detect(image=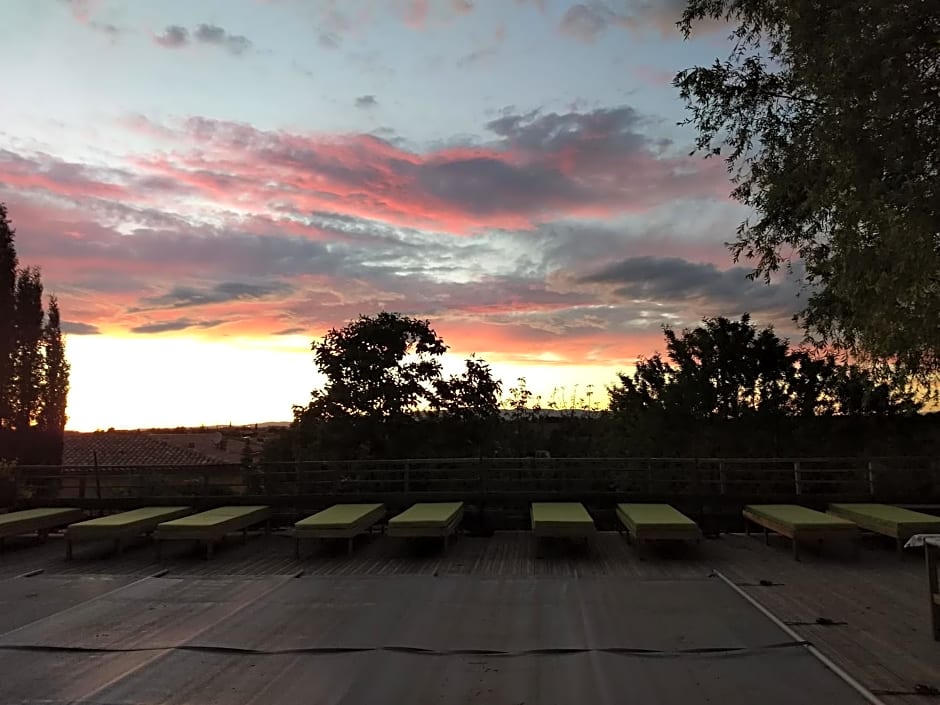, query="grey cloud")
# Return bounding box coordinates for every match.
[154,25,188,48]
[130,318,225,334]
[417,157,578,214]
[273,327,305,336]
[193,23,253,55]
[318,32,341,49]
[355,94,378,109]
[456,46,498,68]
[581,256,804,318]
[558,0,724,42]
[135,281,294,311]
[485,106,649,154]
[559,2,624,42]
[154,24,252,55]
[61,321,101,335]
[90,21,121,39]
